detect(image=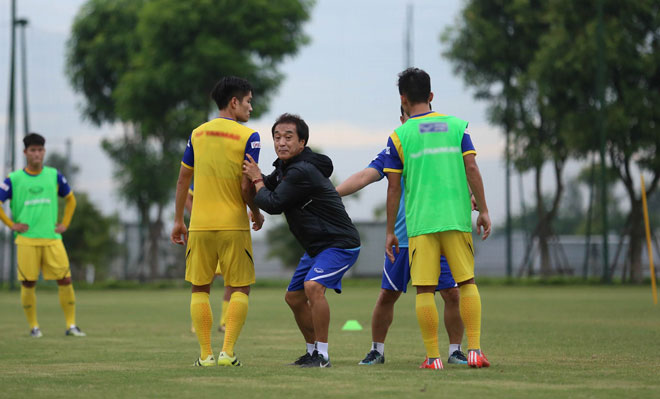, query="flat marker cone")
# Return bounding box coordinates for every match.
[342,320,363,331]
